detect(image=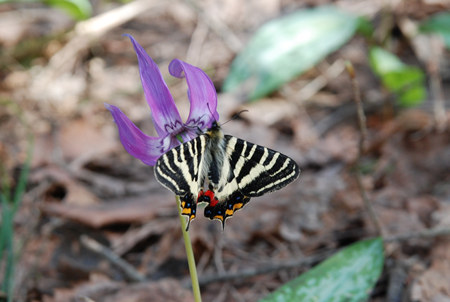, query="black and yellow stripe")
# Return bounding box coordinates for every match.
[154,121,300,230]
[222,136,299,197]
